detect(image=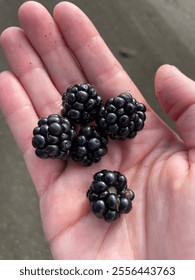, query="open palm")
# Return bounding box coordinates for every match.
[1,1,195,260]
